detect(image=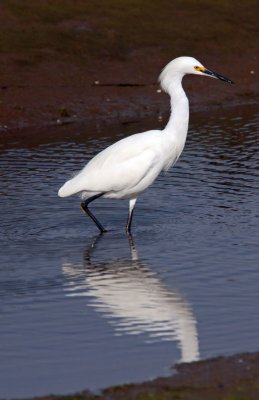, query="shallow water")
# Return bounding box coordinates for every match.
[0,106,258,399]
